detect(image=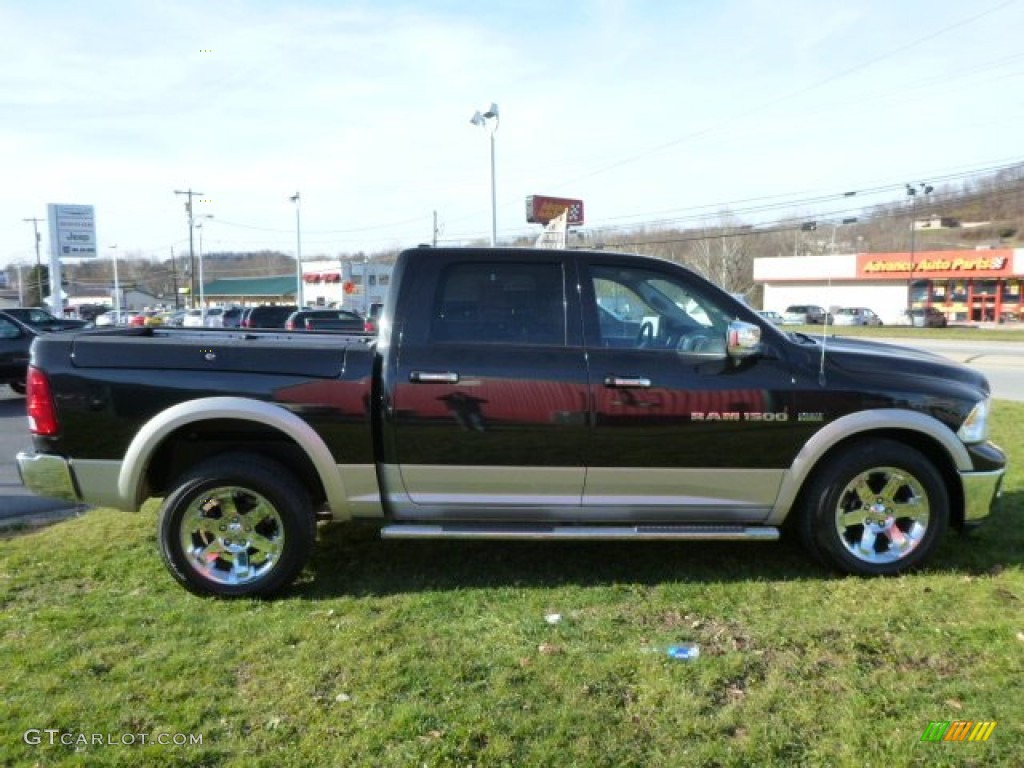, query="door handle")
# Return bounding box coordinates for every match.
[410,371,460,384]
[604,375,651,389]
